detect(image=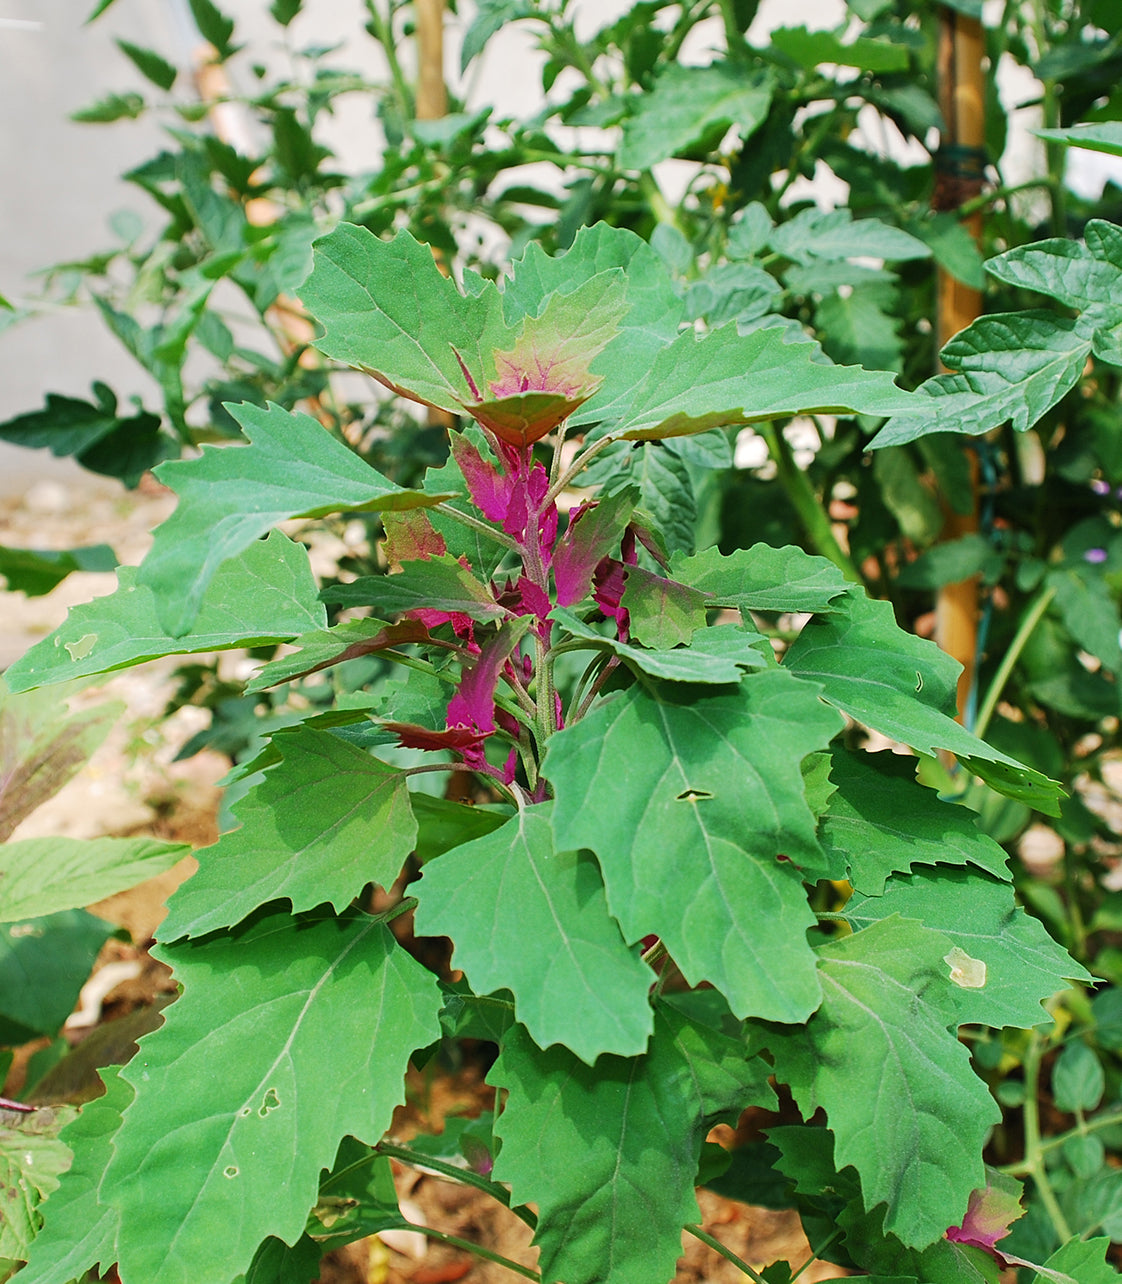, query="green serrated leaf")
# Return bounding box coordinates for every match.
[582,441,697,555]
[17,1072,127,1284]
[770,207,929,263]
[619,62,775,171]
[670,543,854,614]
[0,837,188,923]
[1031,1236,1119,1282]
[320,554,503,621]
[138,402,446,636]
[870,314,1091,448]
[768,916,1000,1249]
[303,225,512,413]
[103,910,442,1284]
[552,609,766,685]
[116,39,177,91]
[160,727,417,941]
[985,223,1122,311]
[842,869,1091,1028]
[784,591,1063,814]
[547,672,842,1020]
[7,530,324,692]
[821,749,1010,895]
[0,1102,80,1266]
[415,803,653,1063]
[621,566,709,649]
[0,684,121,840]
[490,1003,773,1284]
